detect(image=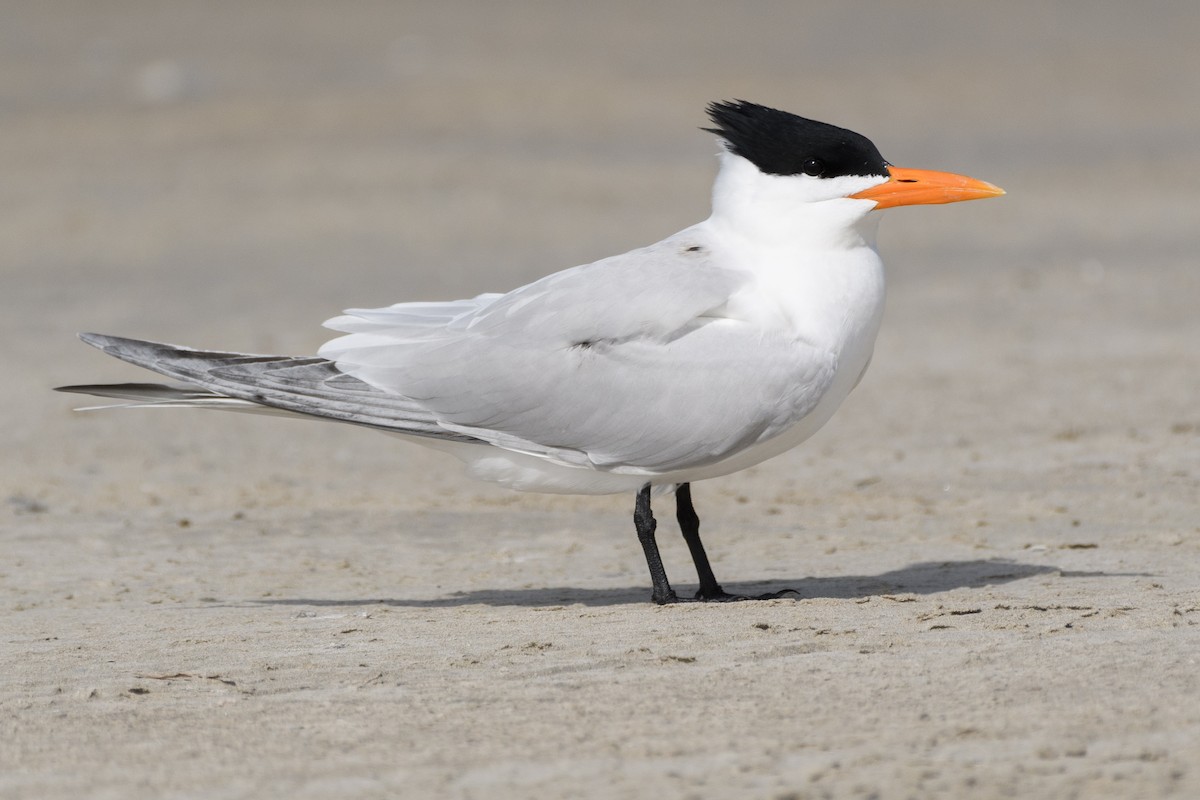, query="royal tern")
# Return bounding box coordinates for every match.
[59,100,1003,604]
